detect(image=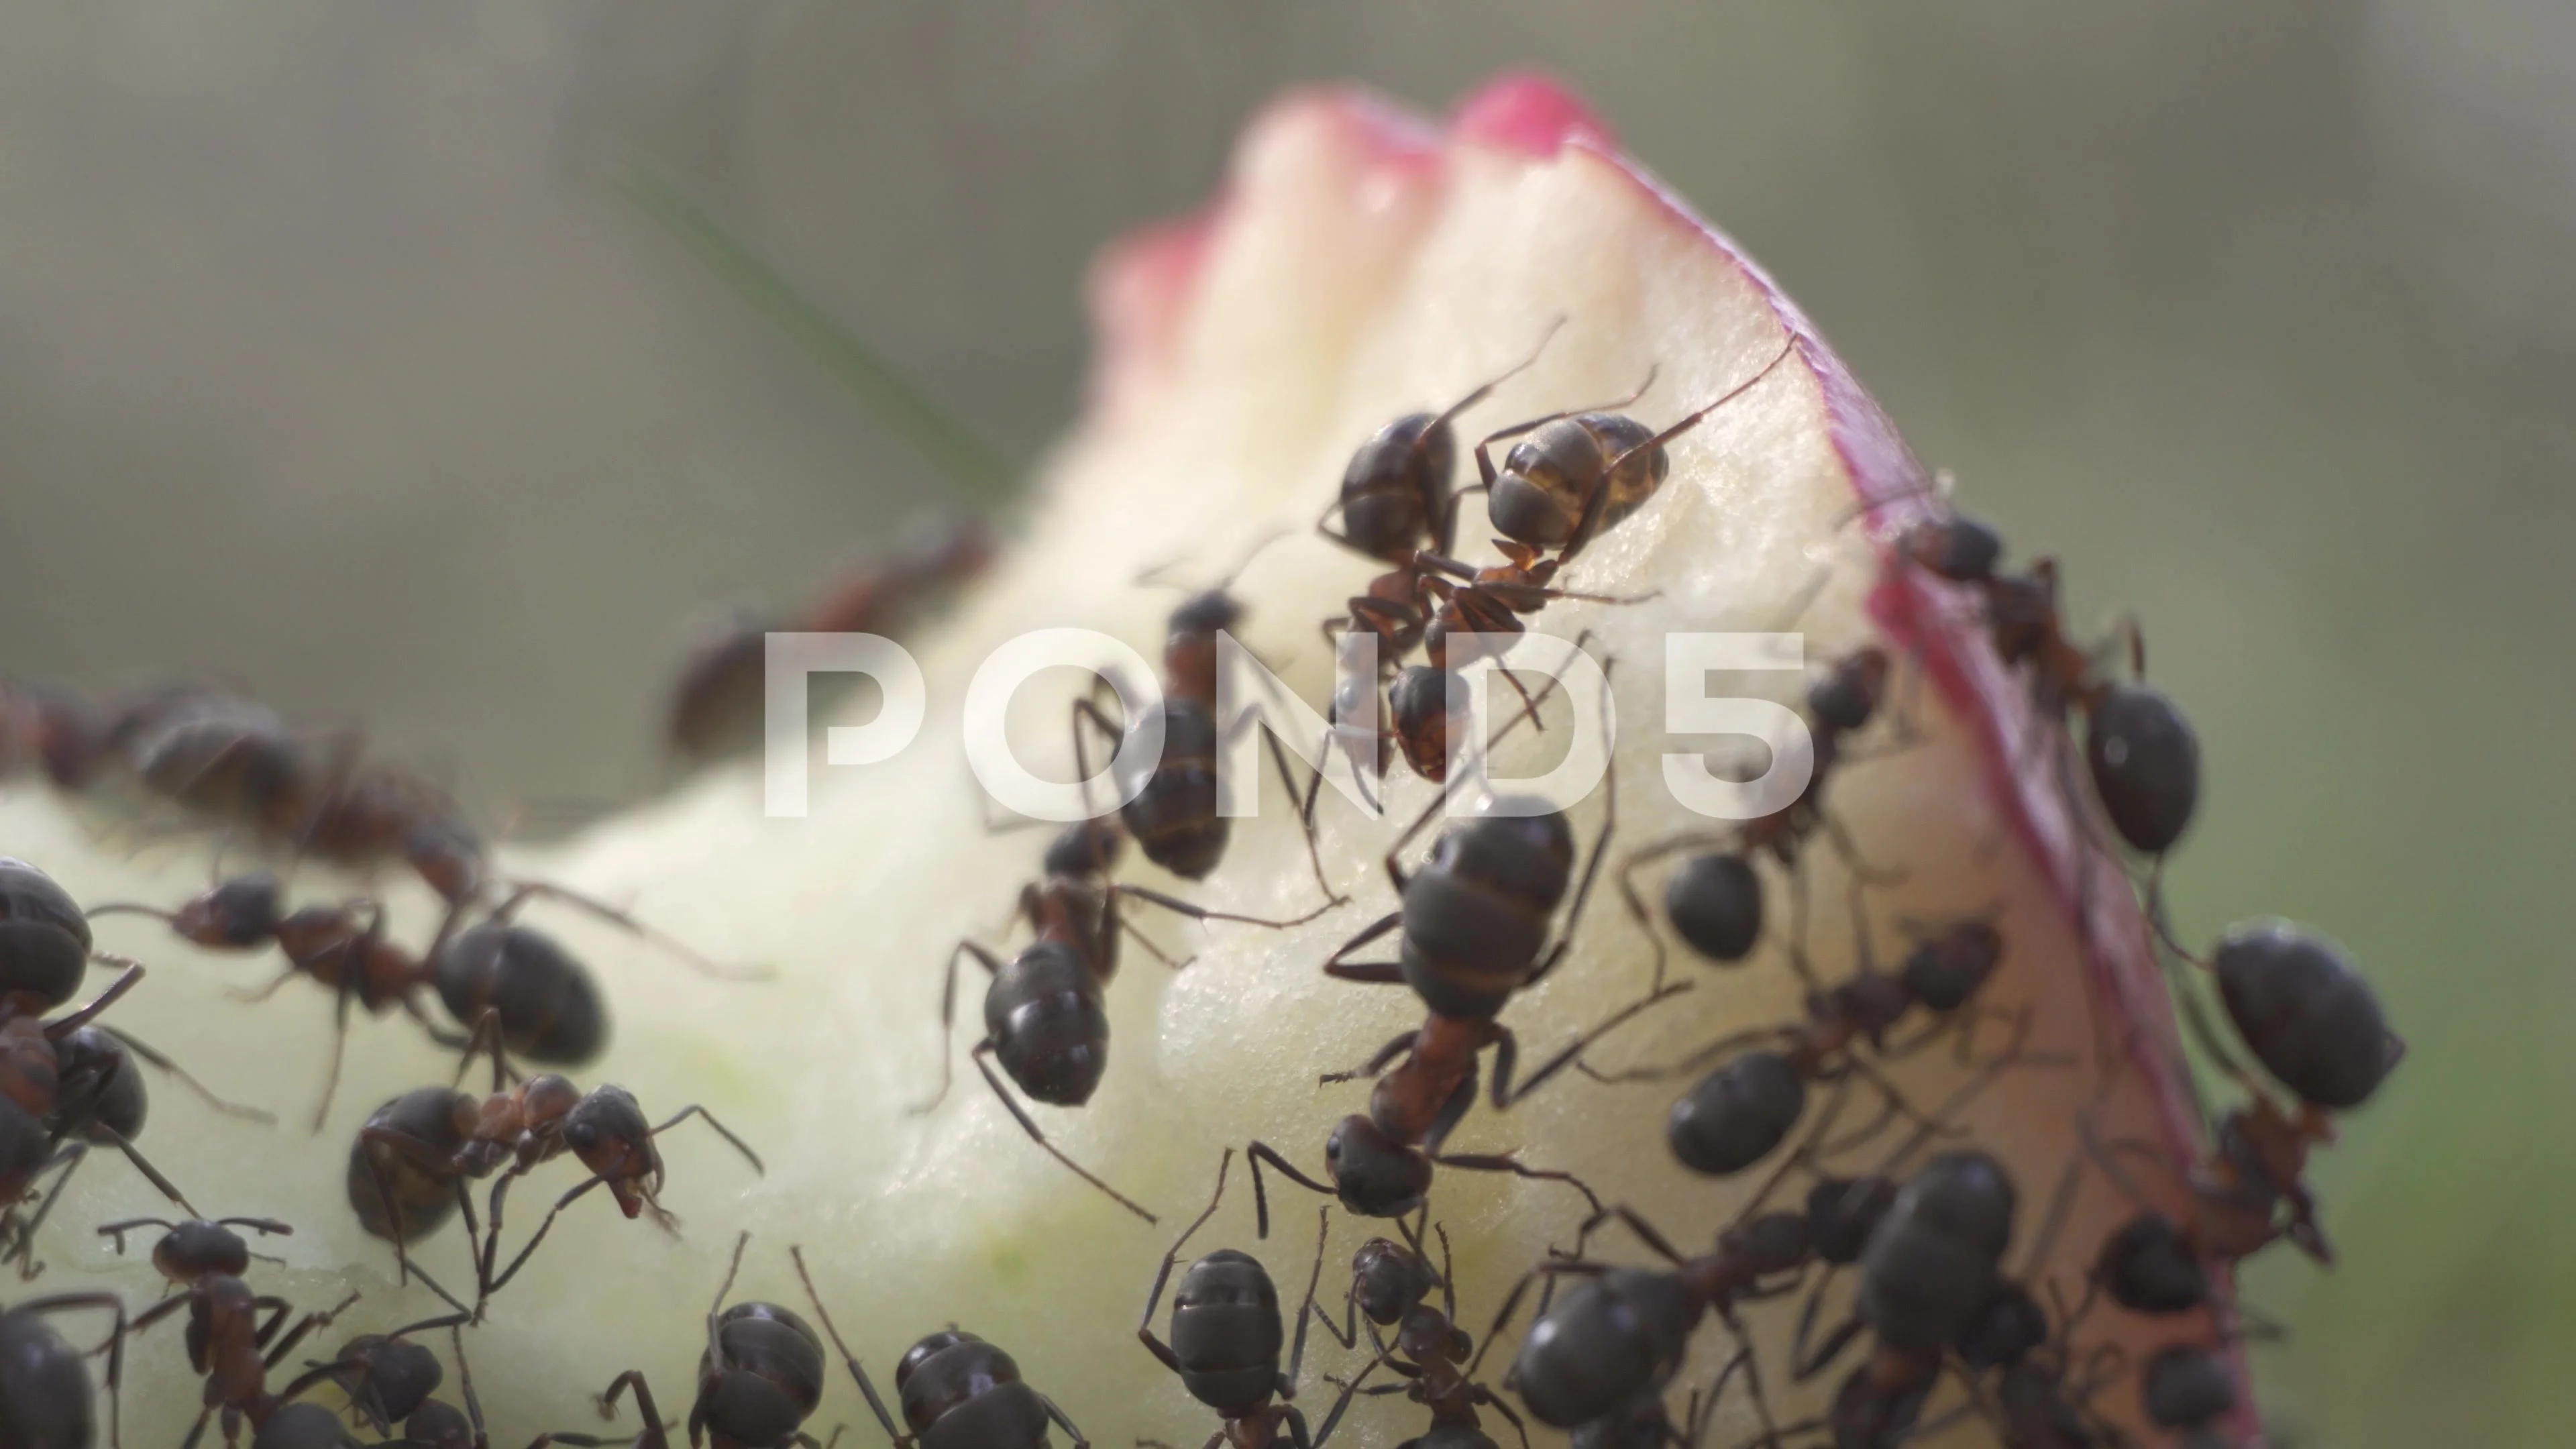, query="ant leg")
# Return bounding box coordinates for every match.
[969,1045,1155,1223]
[311,963,360,1133]
[7,1145,90,1277]
[1318,1030,1419,1087]
[1280,1205,1330,1397]
[98,1126,199,1218]
[1713,1307,1788,1449]
[645,1105,765,1175]
[1433,1152,1603,1220]
[1578,1022,1789,1086]
[1788,1282,1866,1381]
[222,969,301,1005]
[1262,714,1343,907]
[44,961,145,1036]
[1244,1142,1334,1238]
[1318,910,1404,986]
[260,1290,362,1371]
[909,941,1006,1117]
[447,1009,513,1093]
[702,1230,750,1362]
[483,881,768,983]
[1116,916,1185,971]
[1470,1256,1605,1384]
[1494,981,1694,1108]
[790,1246,908,1448]
[1307,1360,1377,1448]
[1034,1394,1089,1449]
[21,1293,127,1449]
[1139,1151,1232,1371]
[1819,810,1907,889]
[1613,833,1739,994]
[1524,670,1618,990]
[481,1175,609,1297]
[93,1027,272,1124]
[1114,883,1340,933]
